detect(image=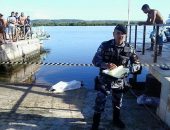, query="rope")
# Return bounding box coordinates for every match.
[0,61,170,68]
